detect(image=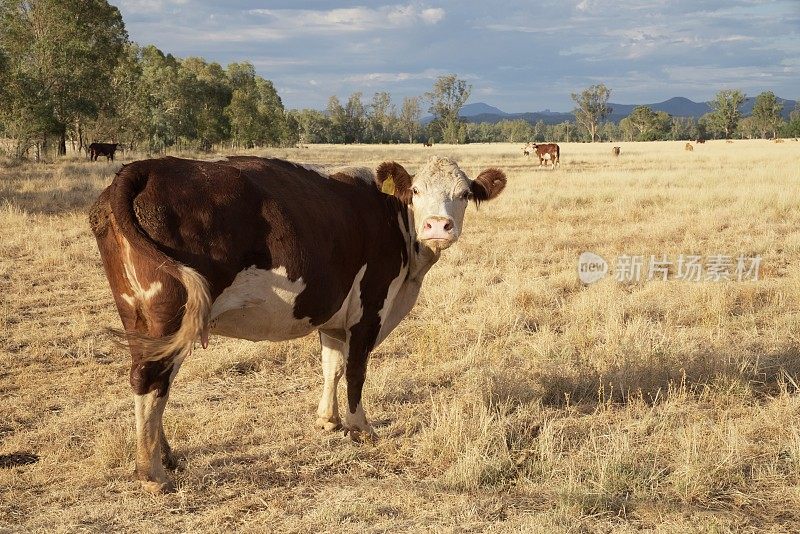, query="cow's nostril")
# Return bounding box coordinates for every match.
[424,222,432,230]
[444,221,453,231]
